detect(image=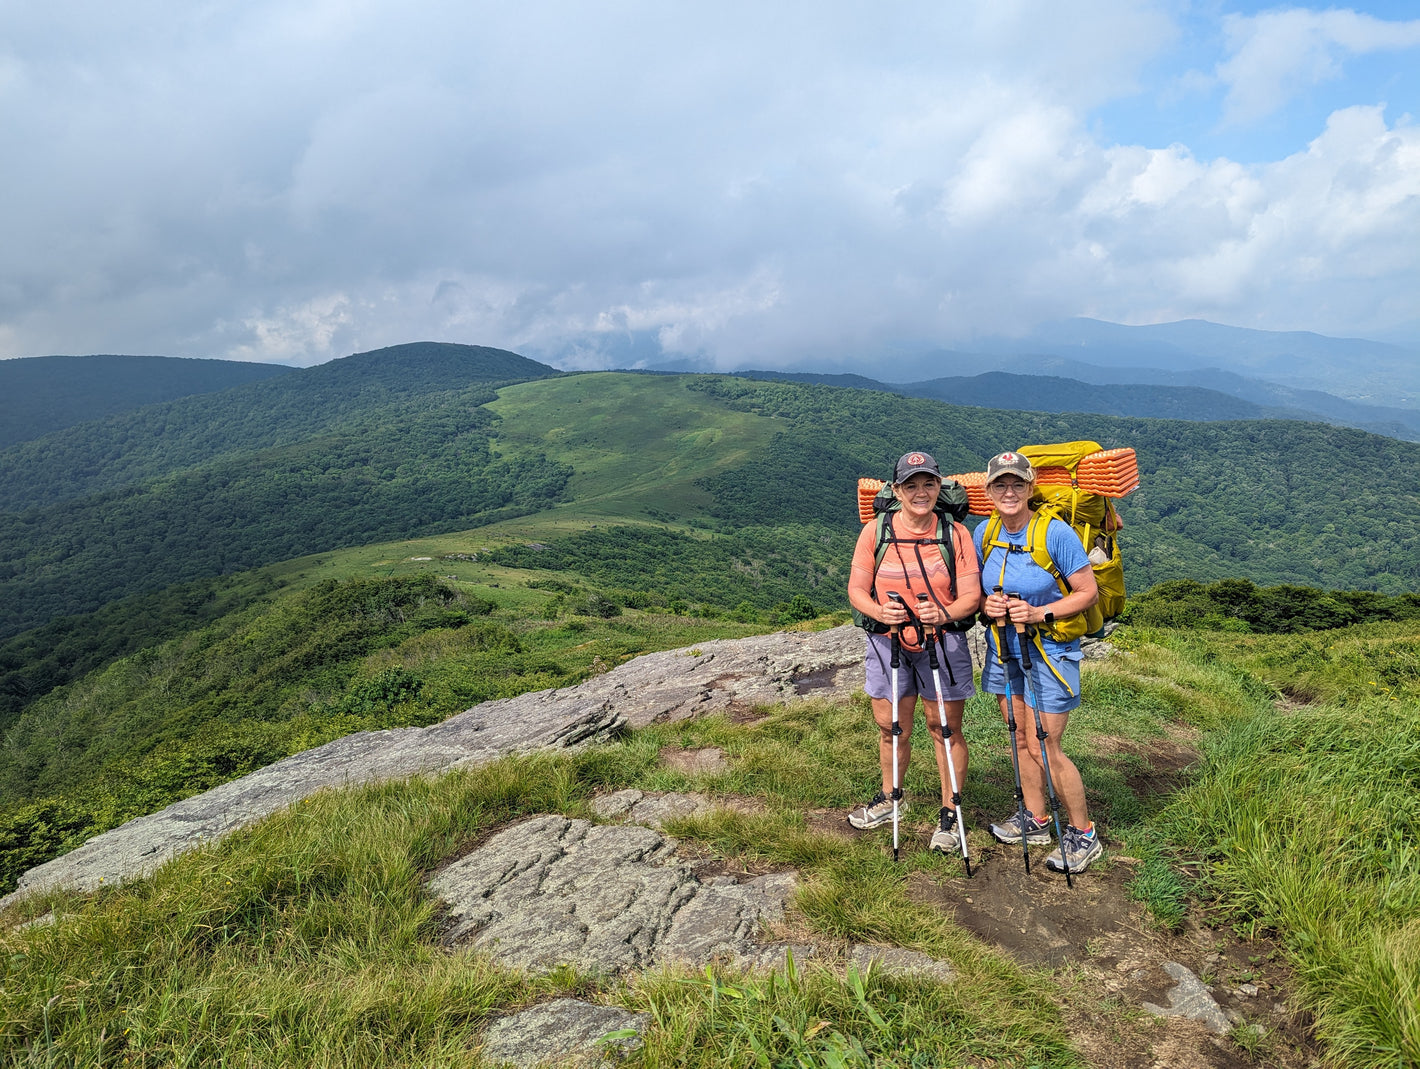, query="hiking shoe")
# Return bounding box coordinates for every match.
[929,807,961,853]
[847,791,904,829]
[1046,825,1105,874]
[989,809,1052,845]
